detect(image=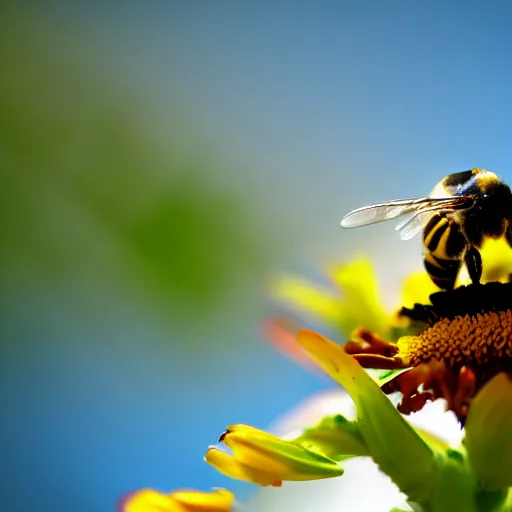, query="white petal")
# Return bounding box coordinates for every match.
[270,388,464,448]
[268,389,356,439]
[257,389,406,511]
[250,458,410,512]
[406,399,464,448]
[251,388,464,511]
